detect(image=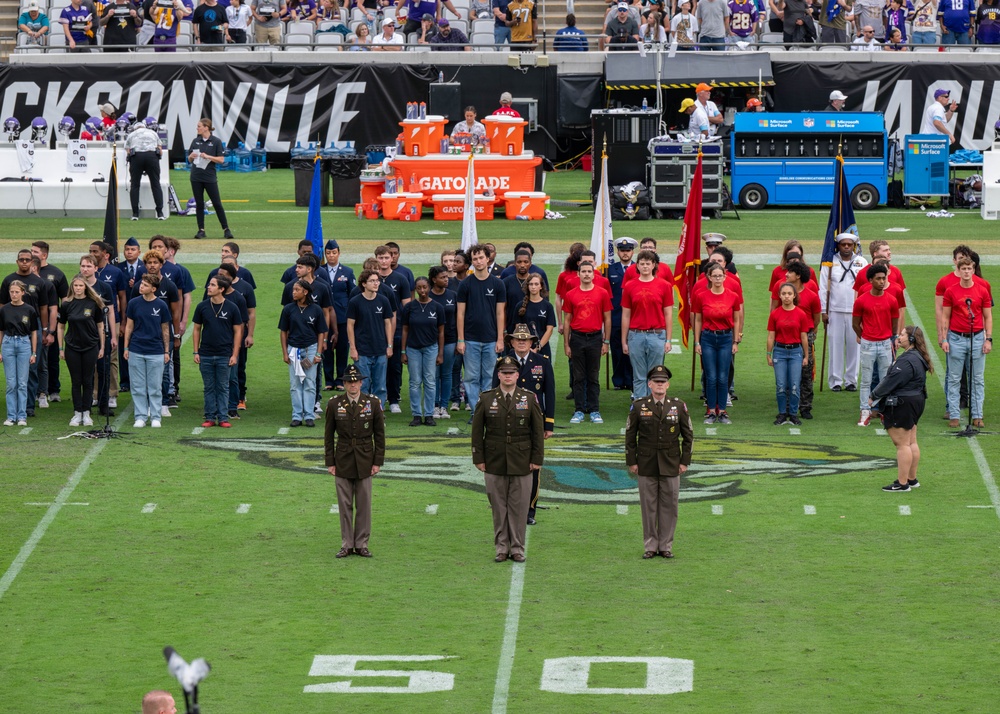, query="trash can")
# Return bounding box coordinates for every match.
[325,155,367,208]
[292,158,329,207]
